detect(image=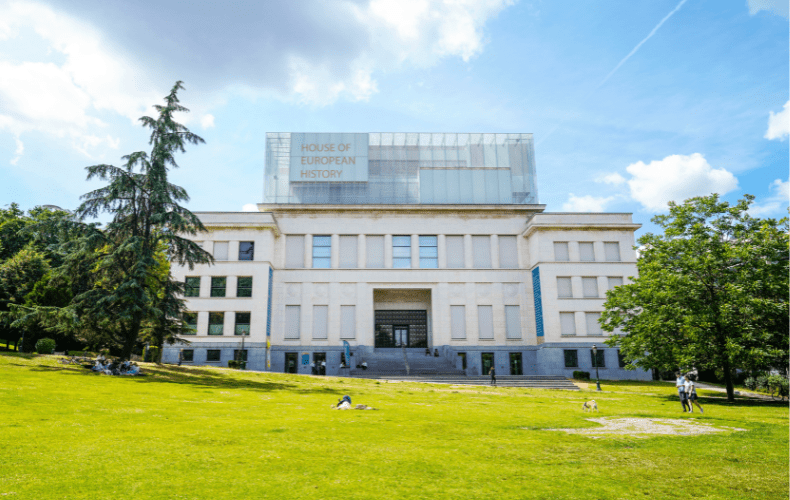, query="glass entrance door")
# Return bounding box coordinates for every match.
[509,352,523,375]
[285,352,298,374]
[393,326,409,347]
[481,352,494,375]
